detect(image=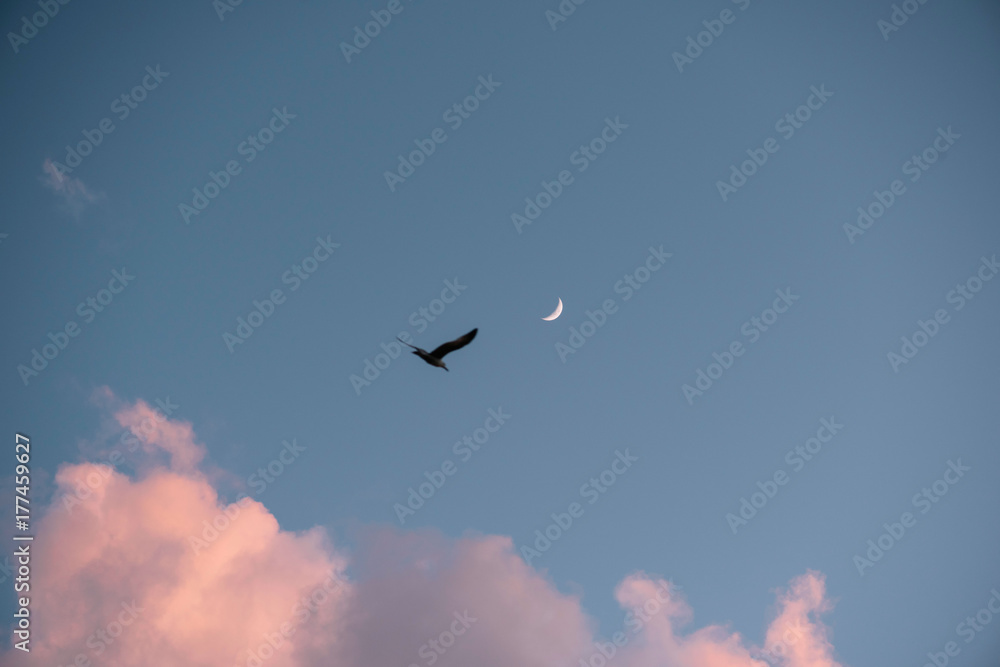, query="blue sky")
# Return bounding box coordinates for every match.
[2,1,999,665]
